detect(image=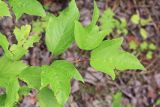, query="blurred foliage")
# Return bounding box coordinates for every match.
[128,13,156,60]
[112,92,133,107]
[131,13,152,40]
